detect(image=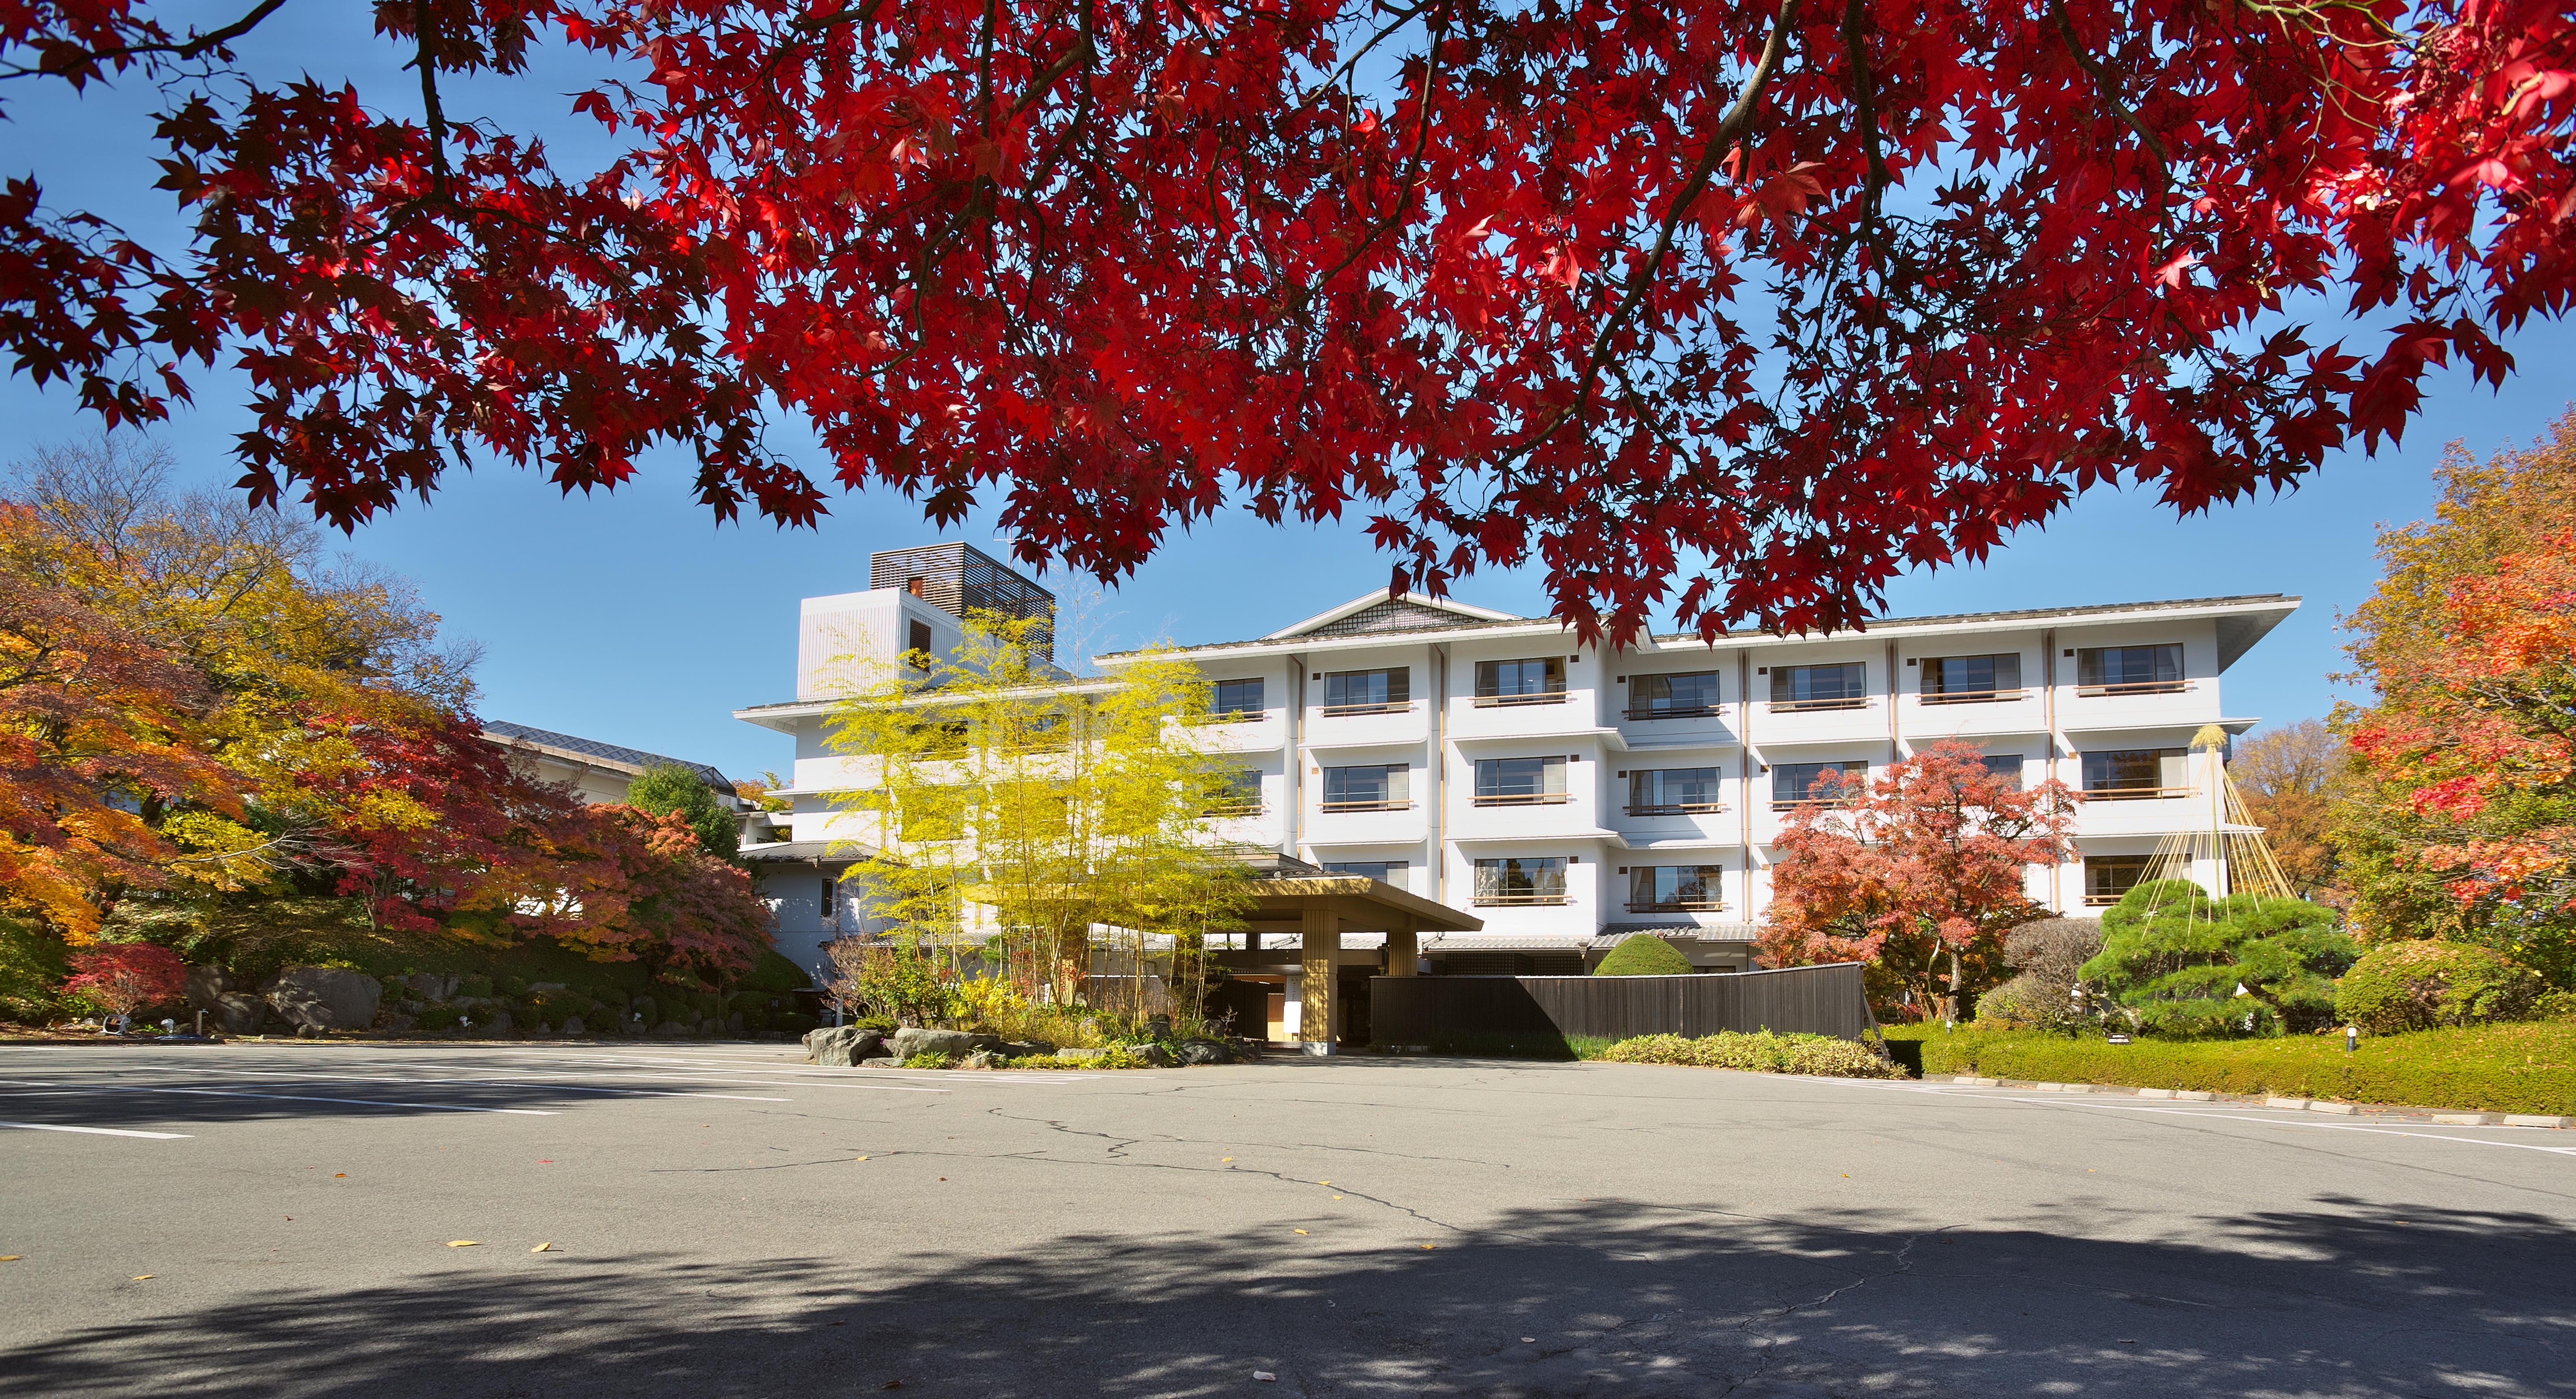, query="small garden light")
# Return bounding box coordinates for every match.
[2346,1024,2358,1054]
